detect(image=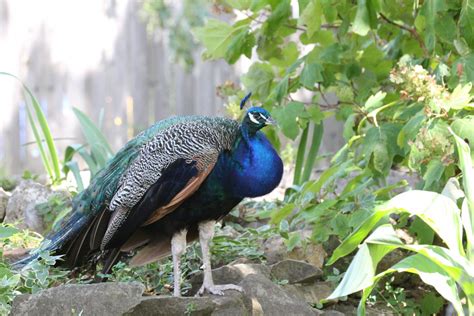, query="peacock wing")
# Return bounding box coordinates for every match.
[100,151,219,250]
